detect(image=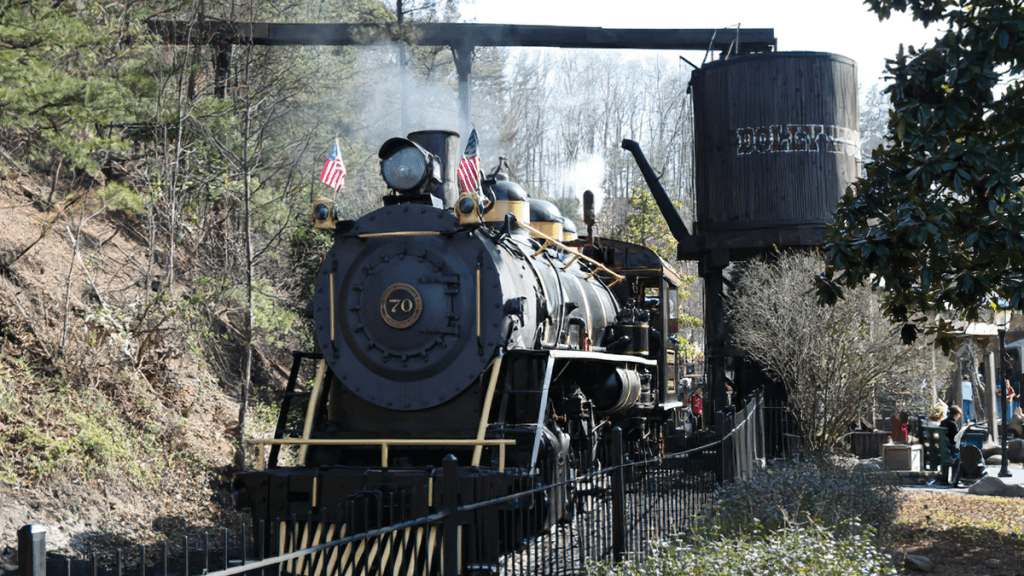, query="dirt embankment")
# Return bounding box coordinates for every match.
[0,161,258,561]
